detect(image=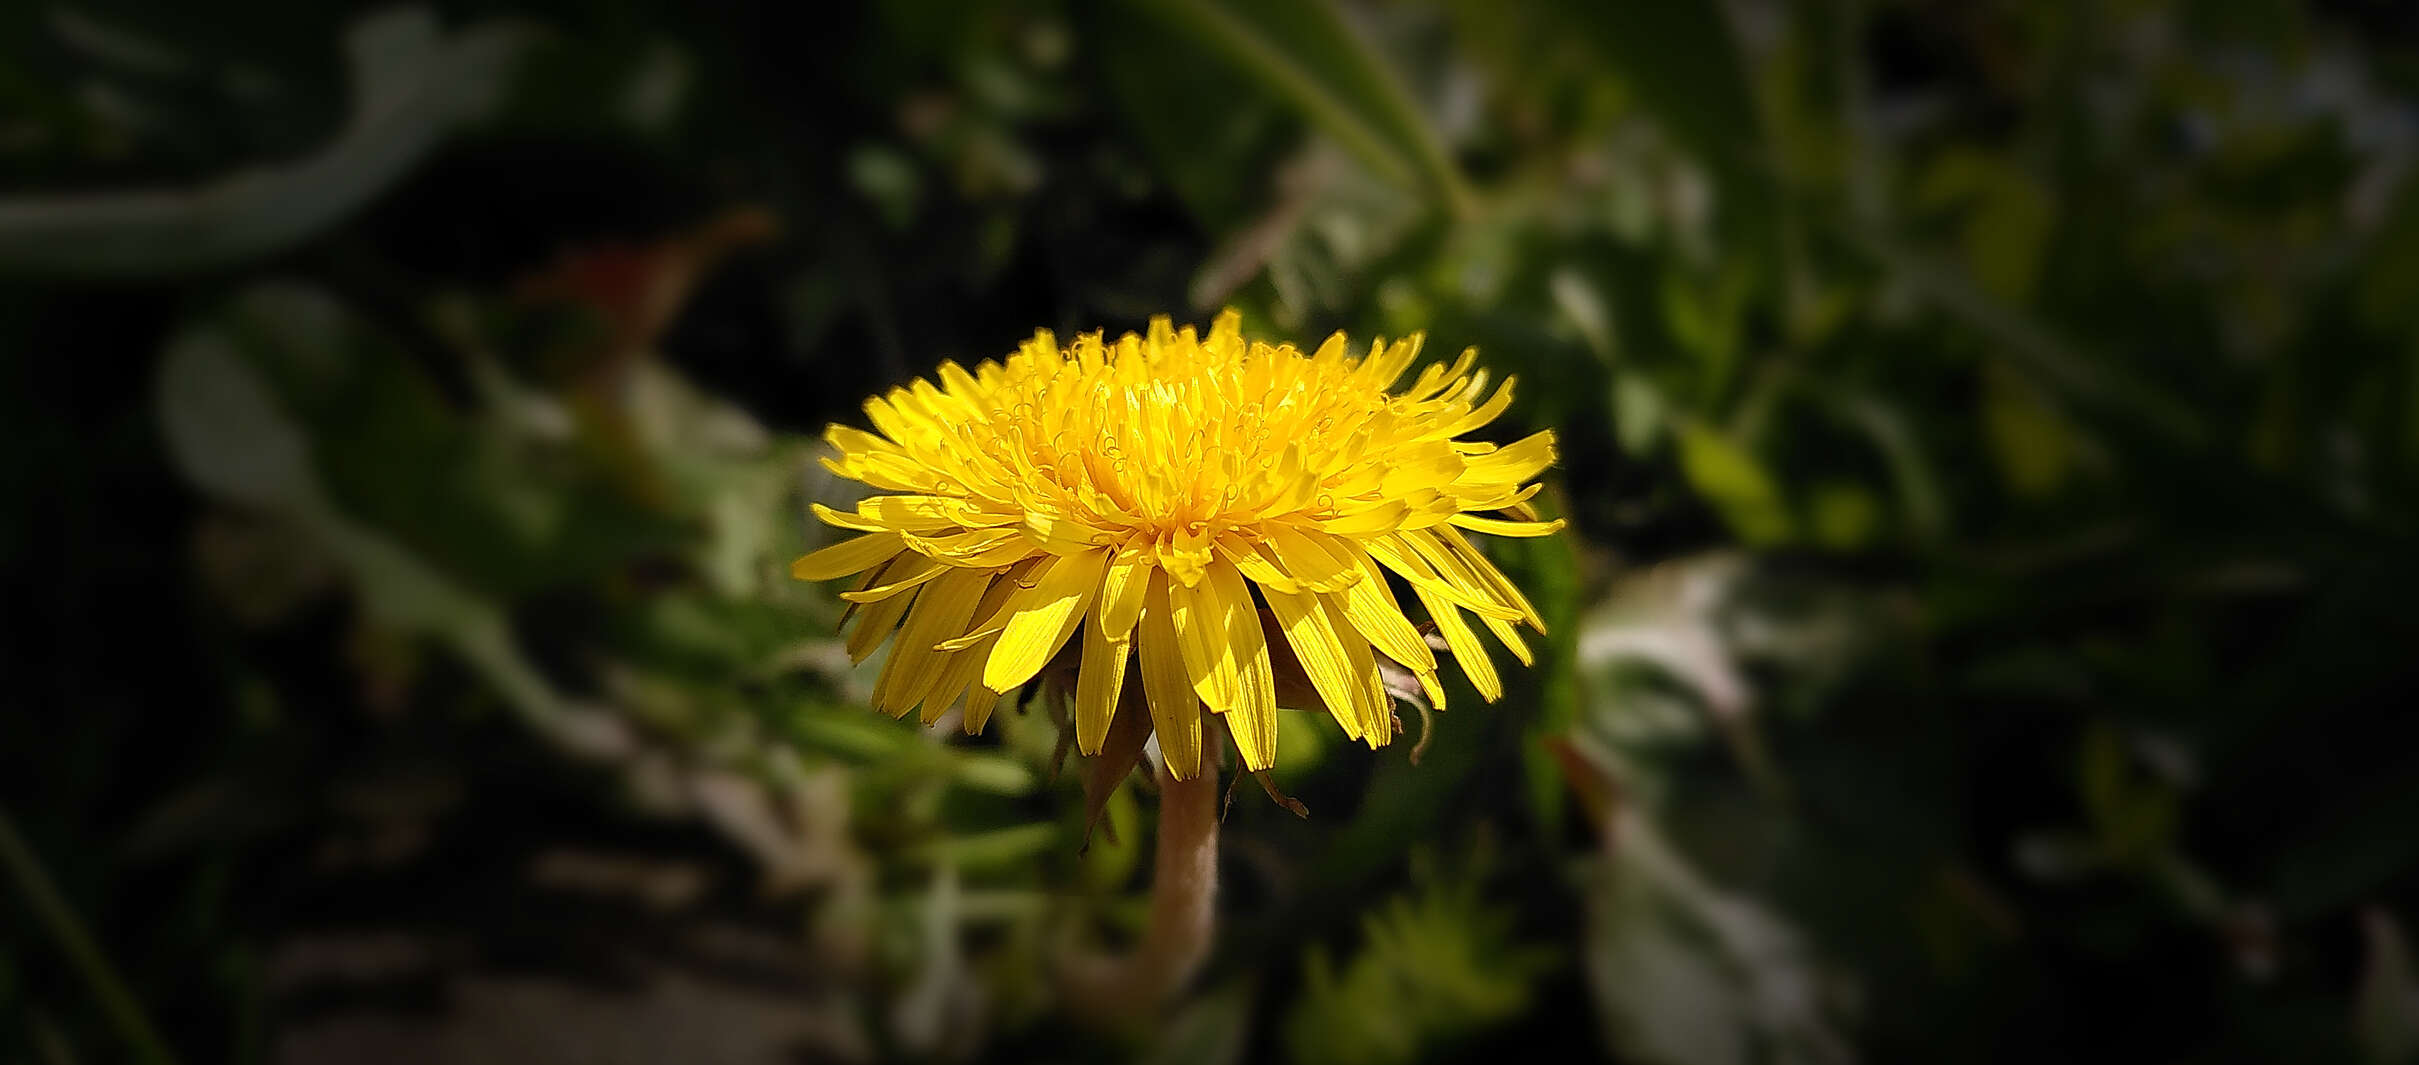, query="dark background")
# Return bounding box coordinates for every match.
[7,1,2419,1062]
